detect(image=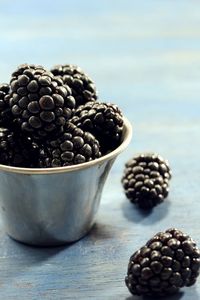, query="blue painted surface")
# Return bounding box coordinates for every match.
[0,0,200,299]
